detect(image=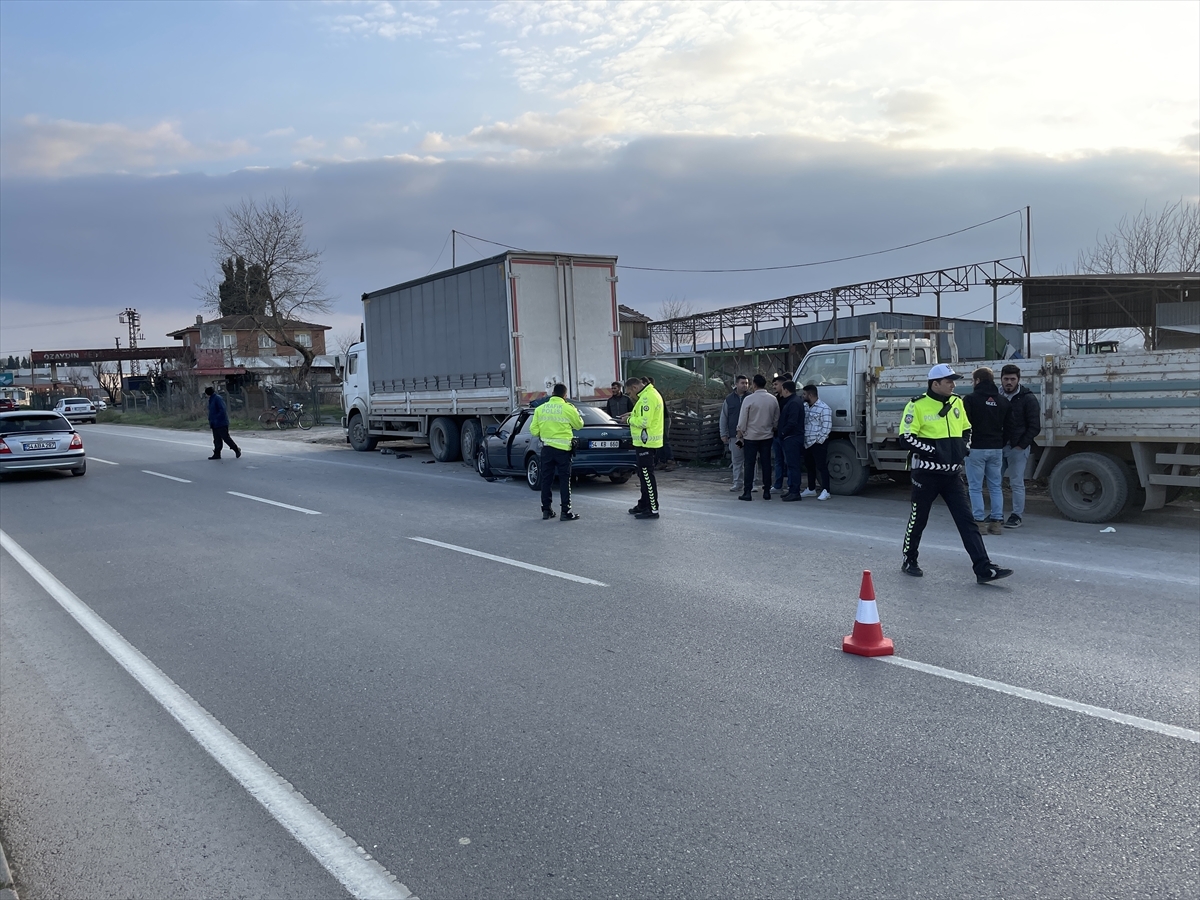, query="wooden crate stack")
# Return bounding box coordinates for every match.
[666,398,725,461]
